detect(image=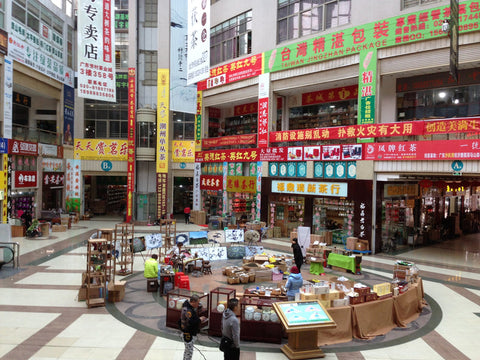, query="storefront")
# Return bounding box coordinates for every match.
[261,178,373,245]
